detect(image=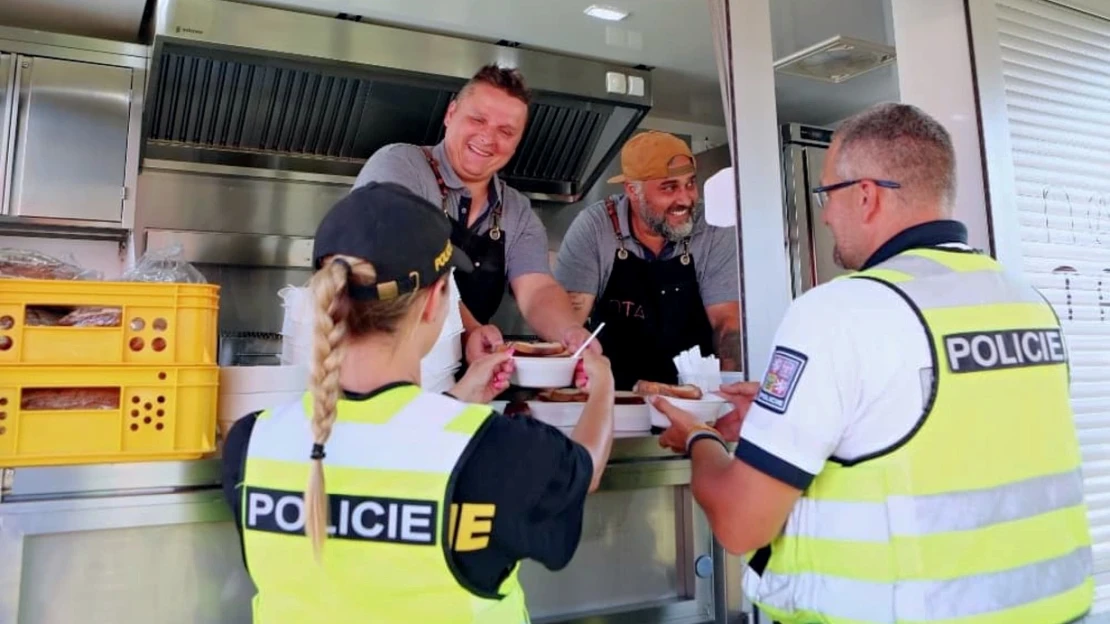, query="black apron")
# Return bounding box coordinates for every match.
[590,199,715,391]
[421,148,507,325]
